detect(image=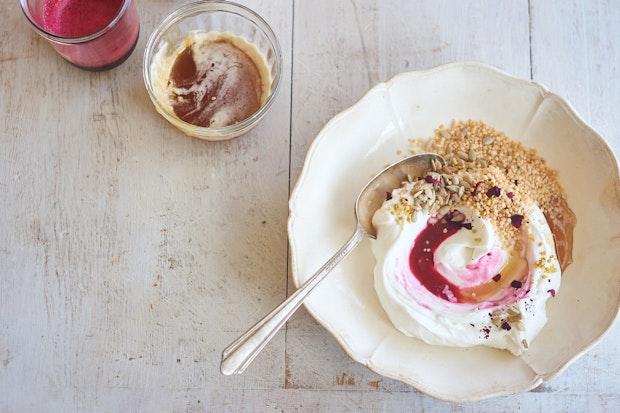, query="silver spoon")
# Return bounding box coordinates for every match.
[221,153,445,375]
